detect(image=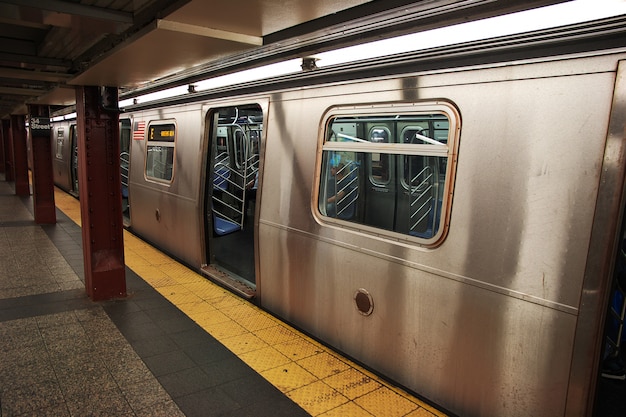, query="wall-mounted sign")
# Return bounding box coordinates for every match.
[30,117,51,135]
